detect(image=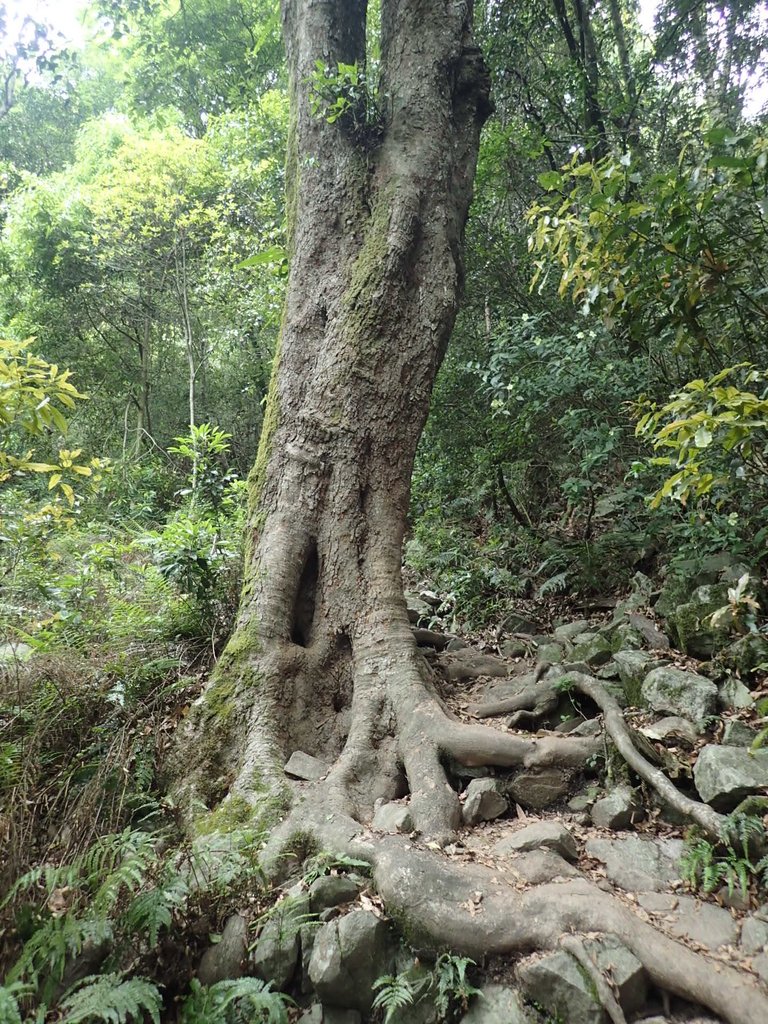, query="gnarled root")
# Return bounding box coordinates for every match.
[560,670,728,840]
[372,839,767,1024]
